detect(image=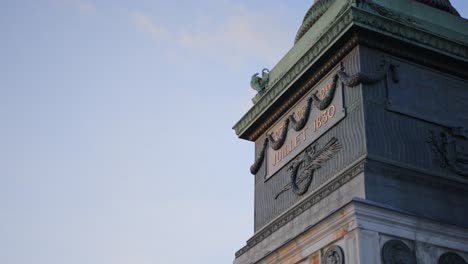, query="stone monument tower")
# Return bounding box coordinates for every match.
[233,0,468,263]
